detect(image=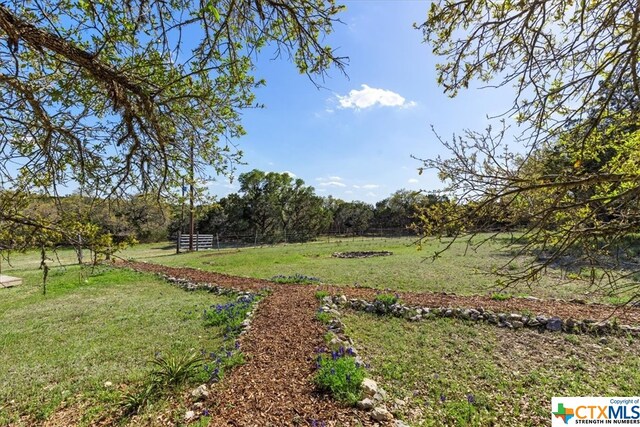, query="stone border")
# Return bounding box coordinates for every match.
[318,296,410,426]
[148,272,266,422]
[332,251,393,259]
[157,274,267,335]
[323,295,640,337]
